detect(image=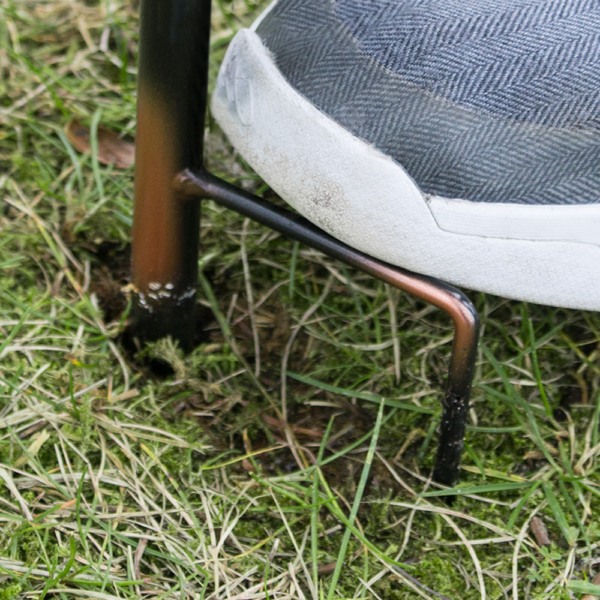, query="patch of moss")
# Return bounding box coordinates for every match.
[0,583,22,600]
[412,554,470,599]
